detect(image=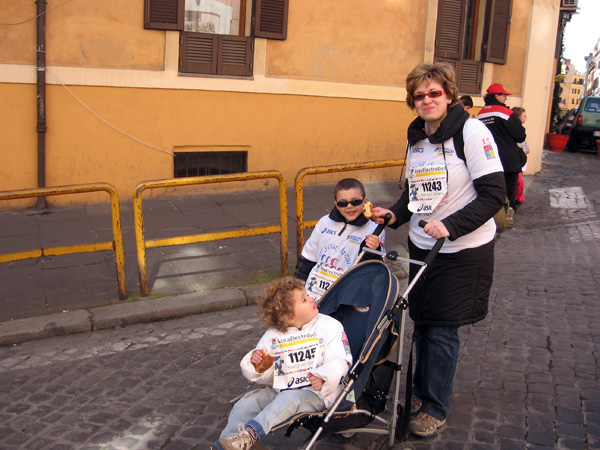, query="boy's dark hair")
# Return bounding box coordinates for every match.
[512,106,525,118]
[334,178,365,199]
[257,277,305,332]
[460,95,473,108]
